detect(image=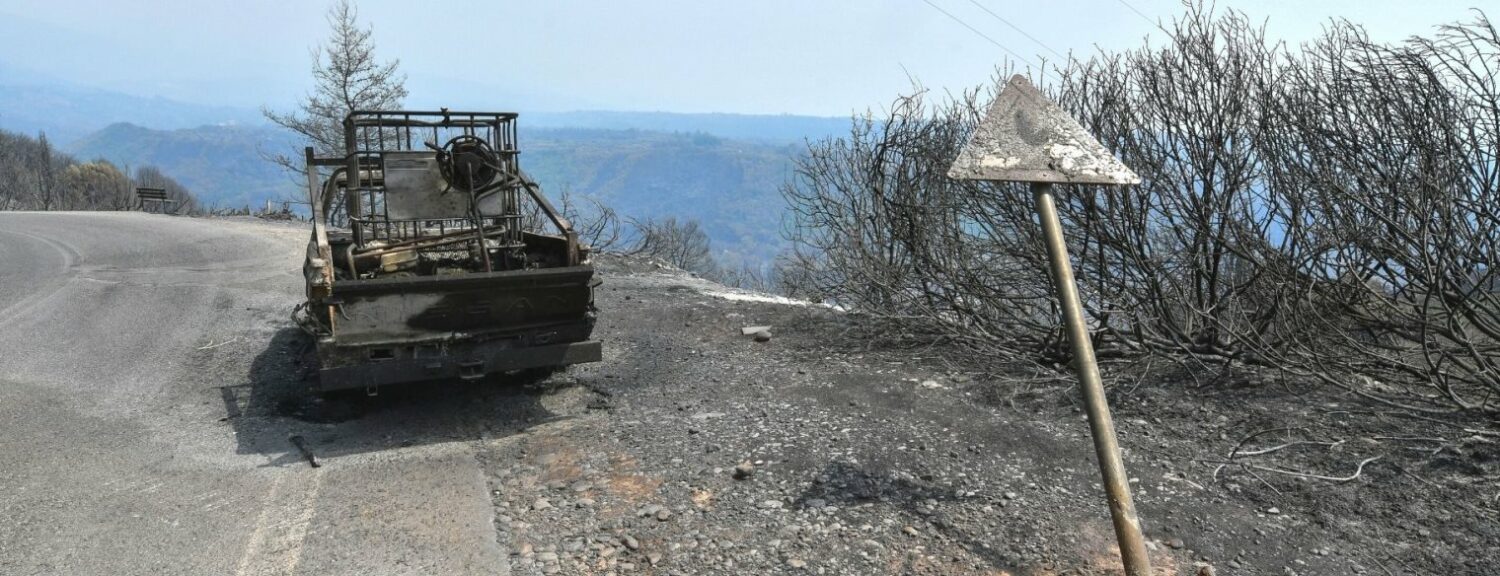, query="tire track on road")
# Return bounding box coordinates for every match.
[0,228,80,330]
